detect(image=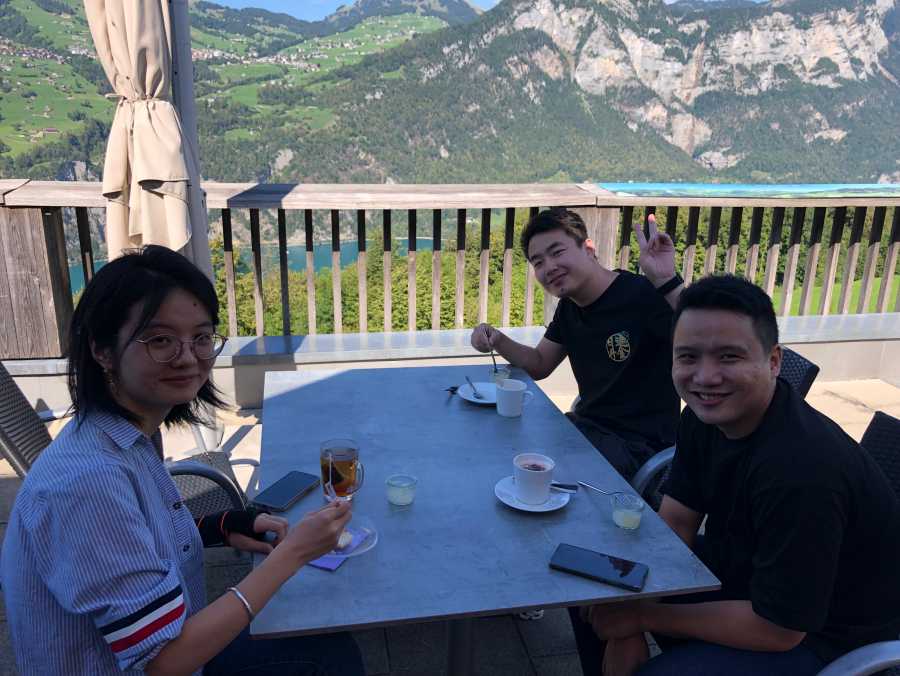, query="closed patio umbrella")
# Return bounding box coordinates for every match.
[84,0,212,276]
